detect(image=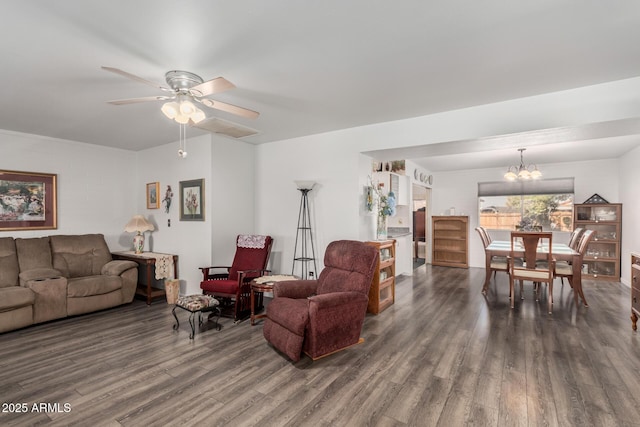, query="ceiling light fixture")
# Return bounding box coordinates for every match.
[161,95,206,125]
[504,148,542,181]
